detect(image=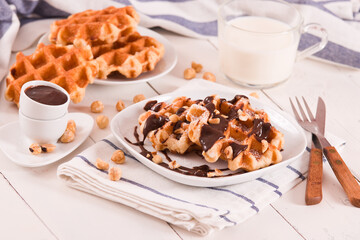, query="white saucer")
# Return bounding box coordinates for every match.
[0,112,93,167]
[39,26,177,85]
[111,87,307,187]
